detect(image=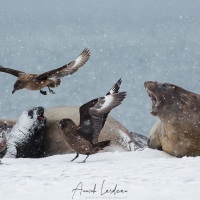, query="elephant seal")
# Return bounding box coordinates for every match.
[144,81,200,157]
[0,107,143,157]
[42,106,134,156]
[0,107,147,157]
[0,120,16,128]
[4,107,46,158]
